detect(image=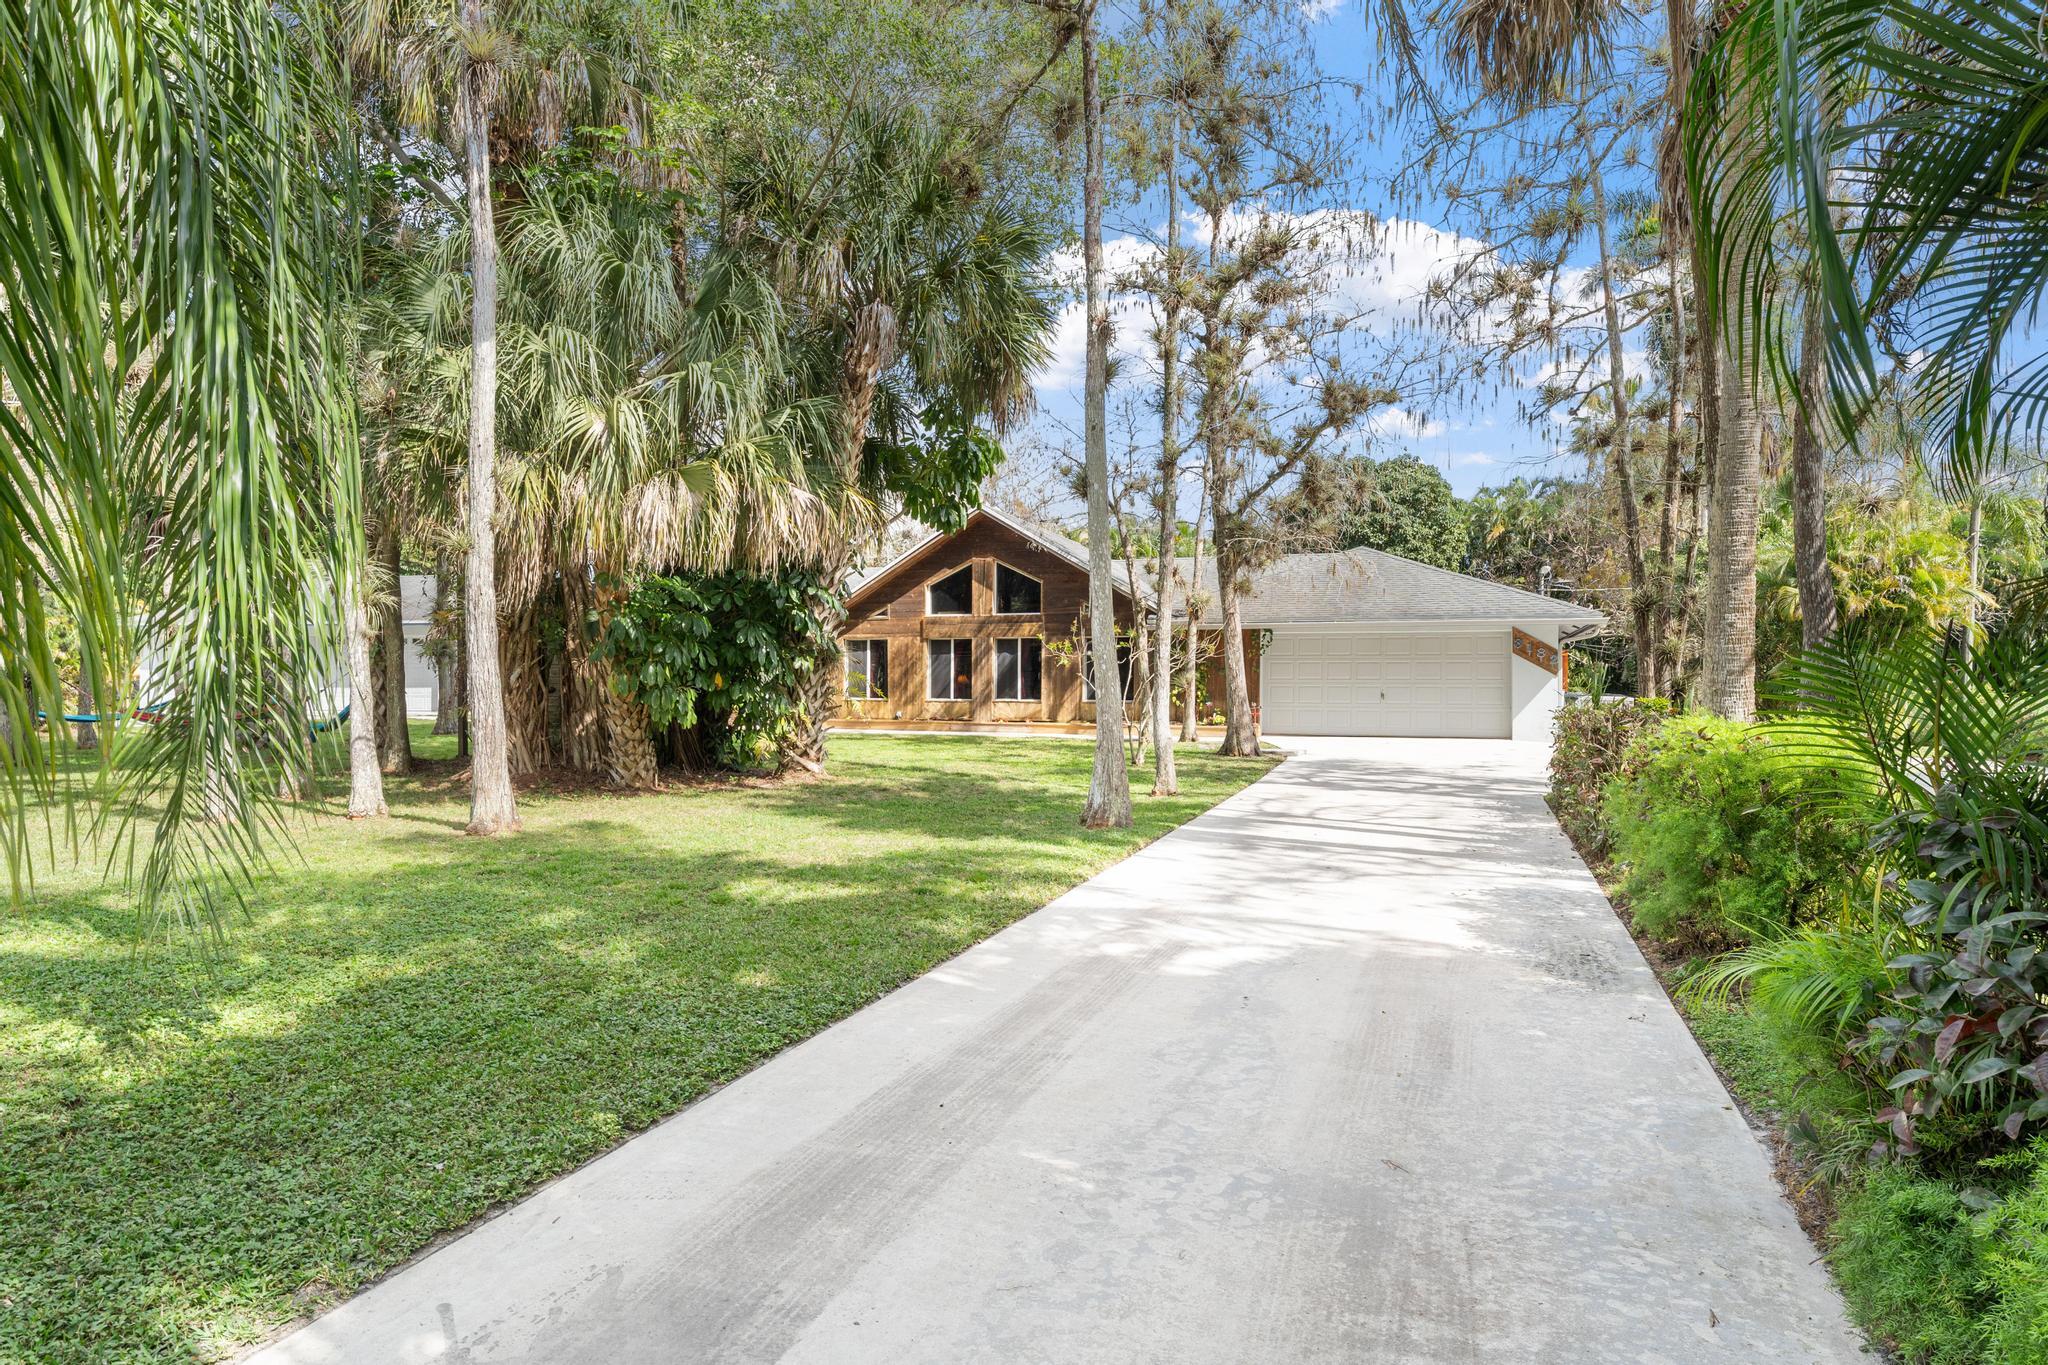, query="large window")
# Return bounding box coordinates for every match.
[994,563,1042,615]
[844,639,888,700]
[994,637,1042,701]
[926,566,973,615]
[927,639,973,700]
[1081,639,1135,702]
